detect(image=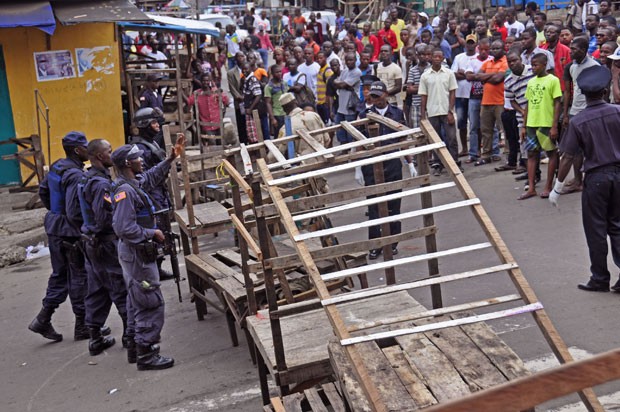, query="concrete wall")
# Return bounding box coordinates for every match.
[0,22,125,180]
